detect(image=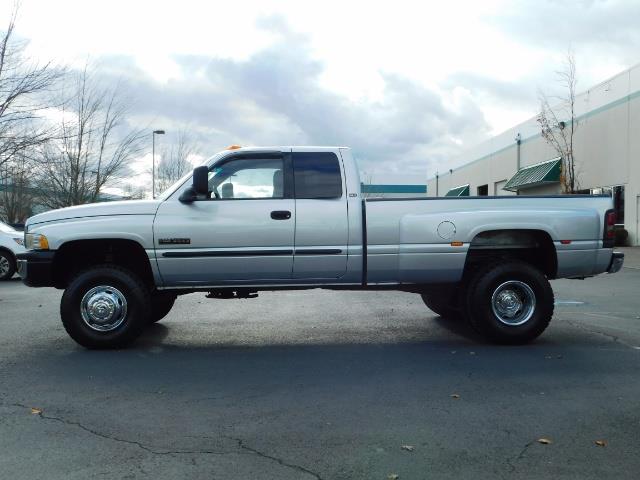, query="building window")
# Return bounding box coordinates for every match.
[477,184,488,196]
